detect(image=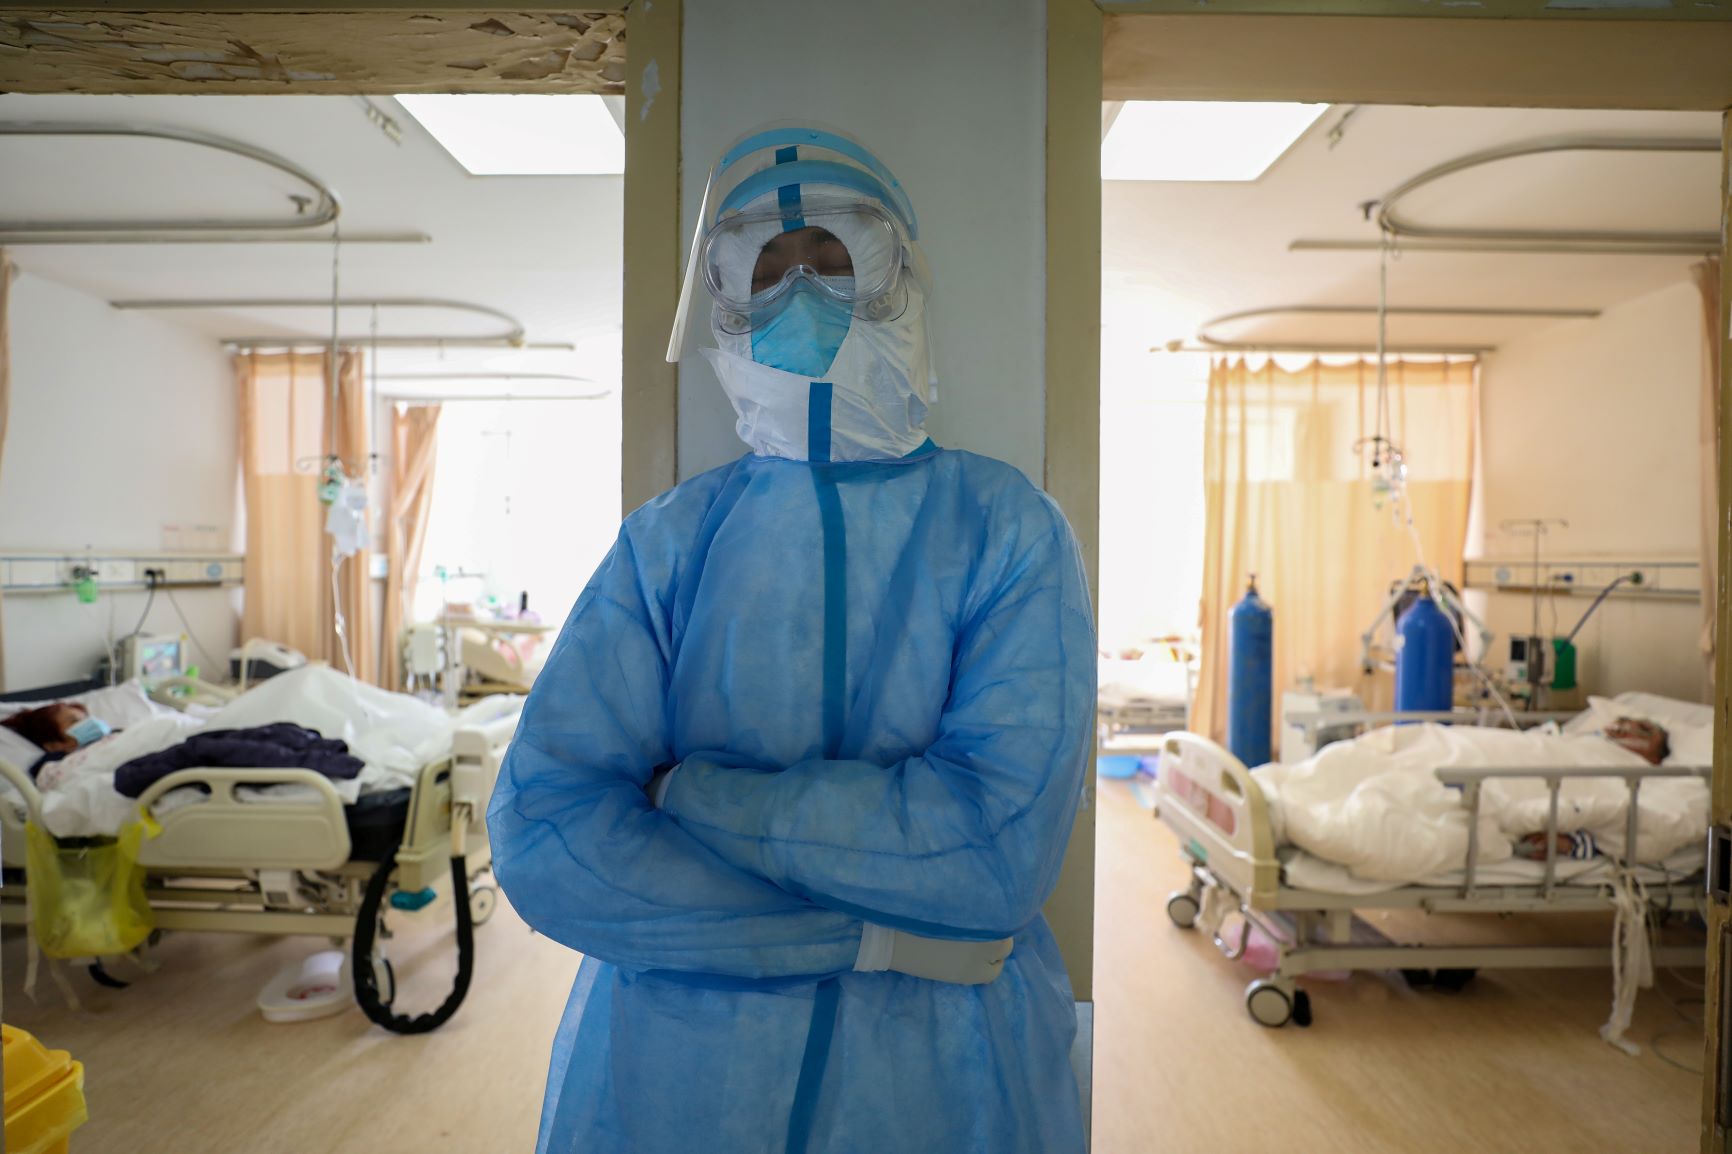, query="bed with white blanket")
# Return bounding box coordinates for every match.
[1148,693,1710,1037]
[1097,648,1195,741]
[0,666,523,1033]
